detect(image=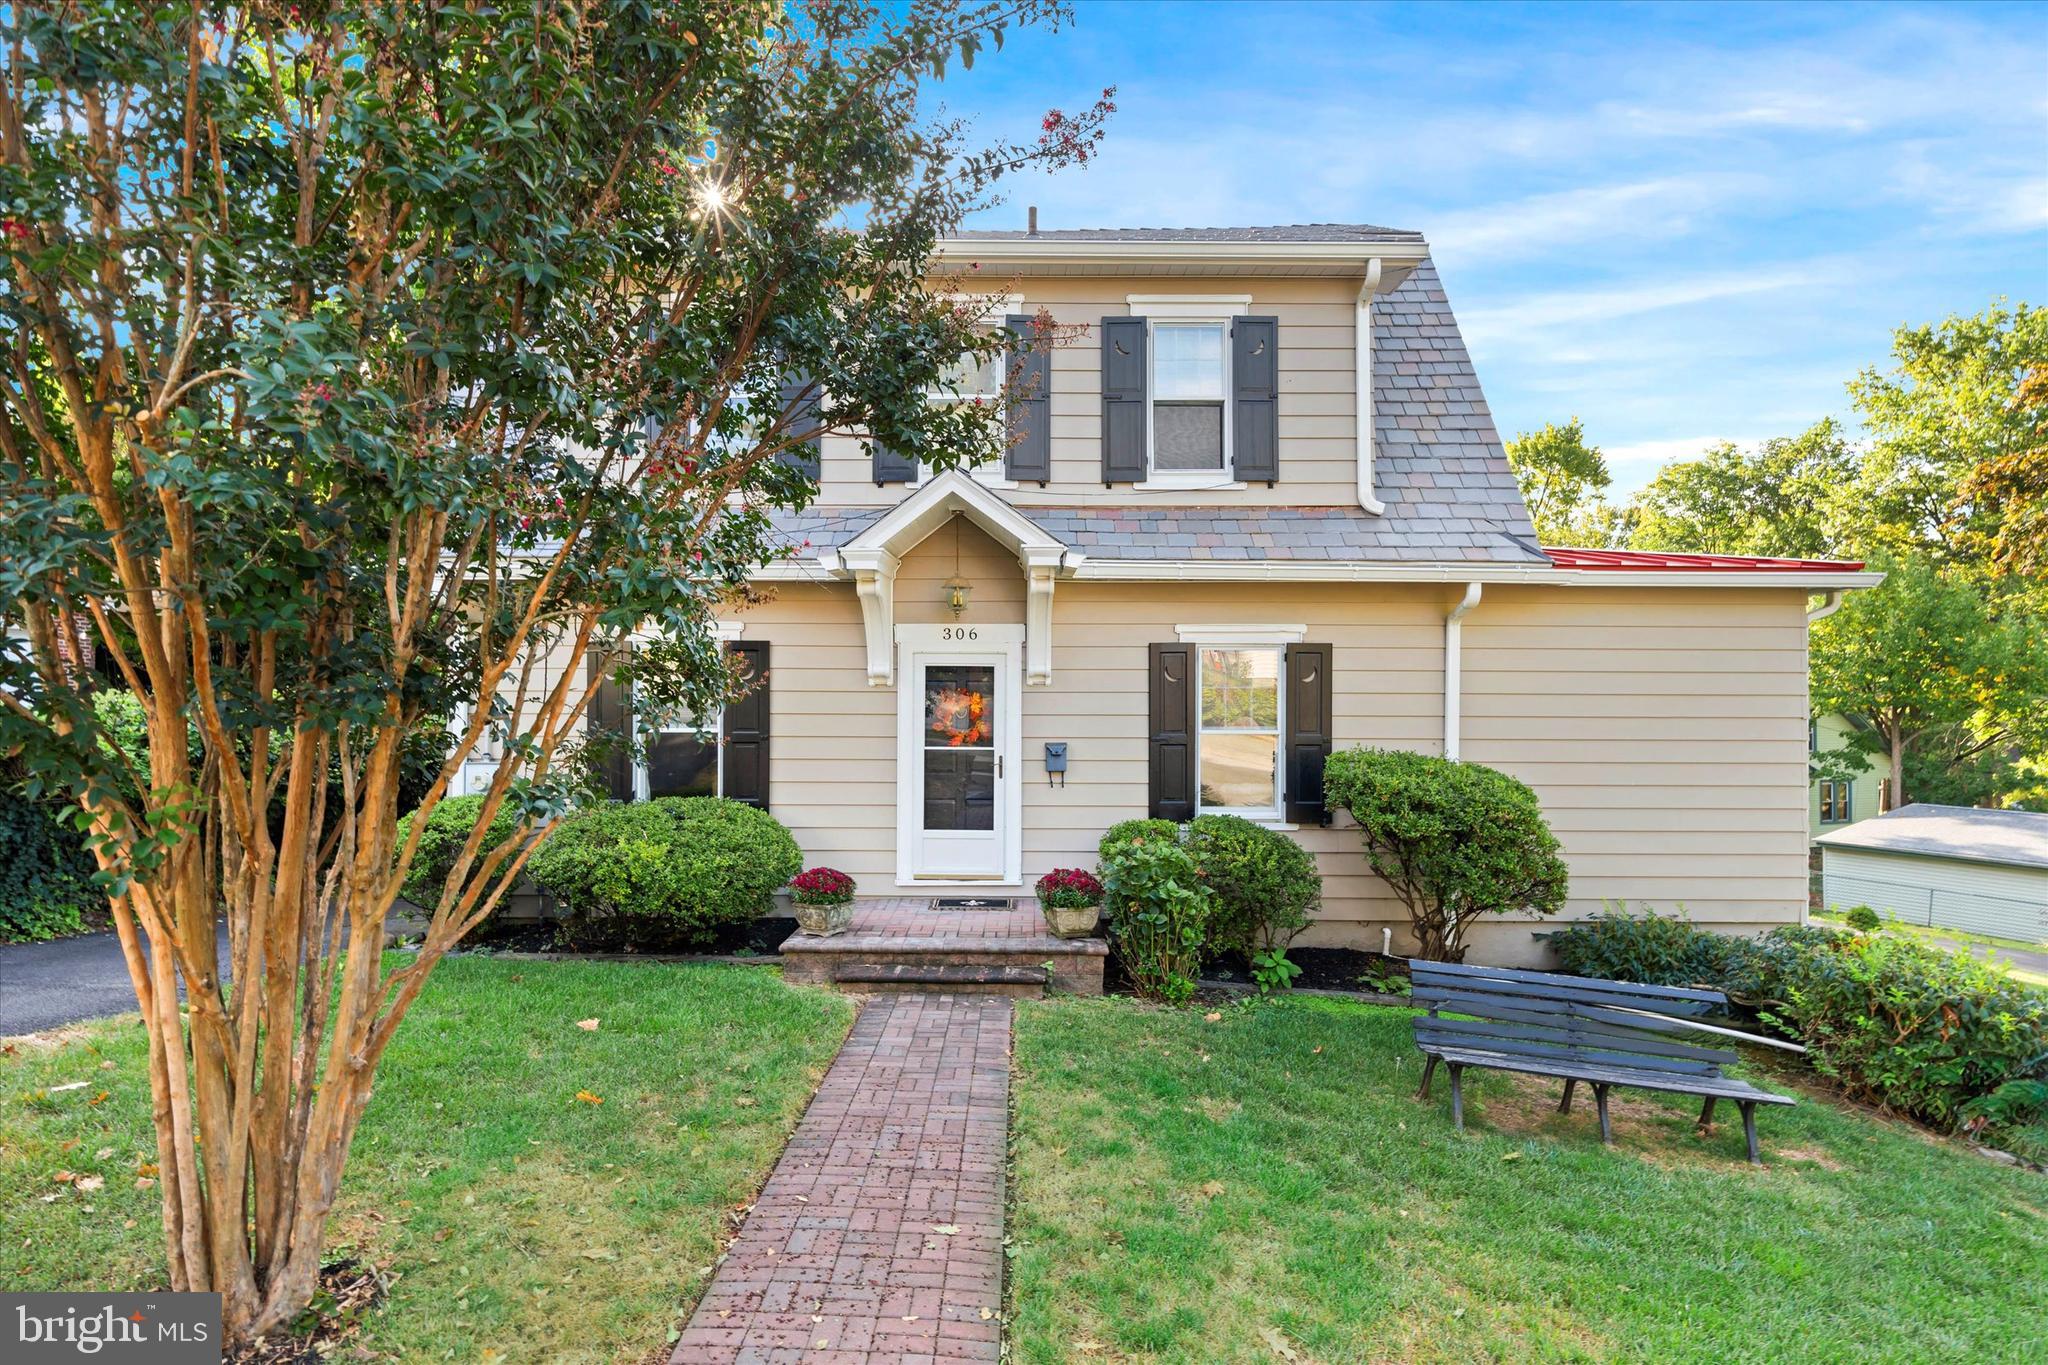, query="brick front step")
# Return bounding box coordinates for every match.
[782,935,1106,996]
[831,962,1050,997]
